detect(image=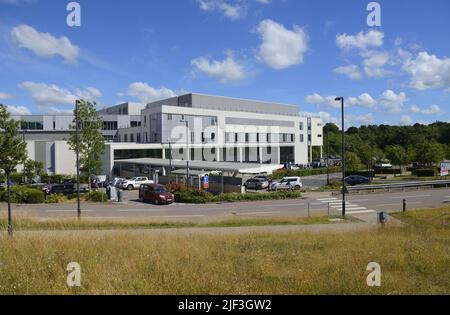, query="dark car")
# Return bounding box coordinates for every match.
[139,184,174,205]
[44,184,88,195]
[345,175,371,186]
